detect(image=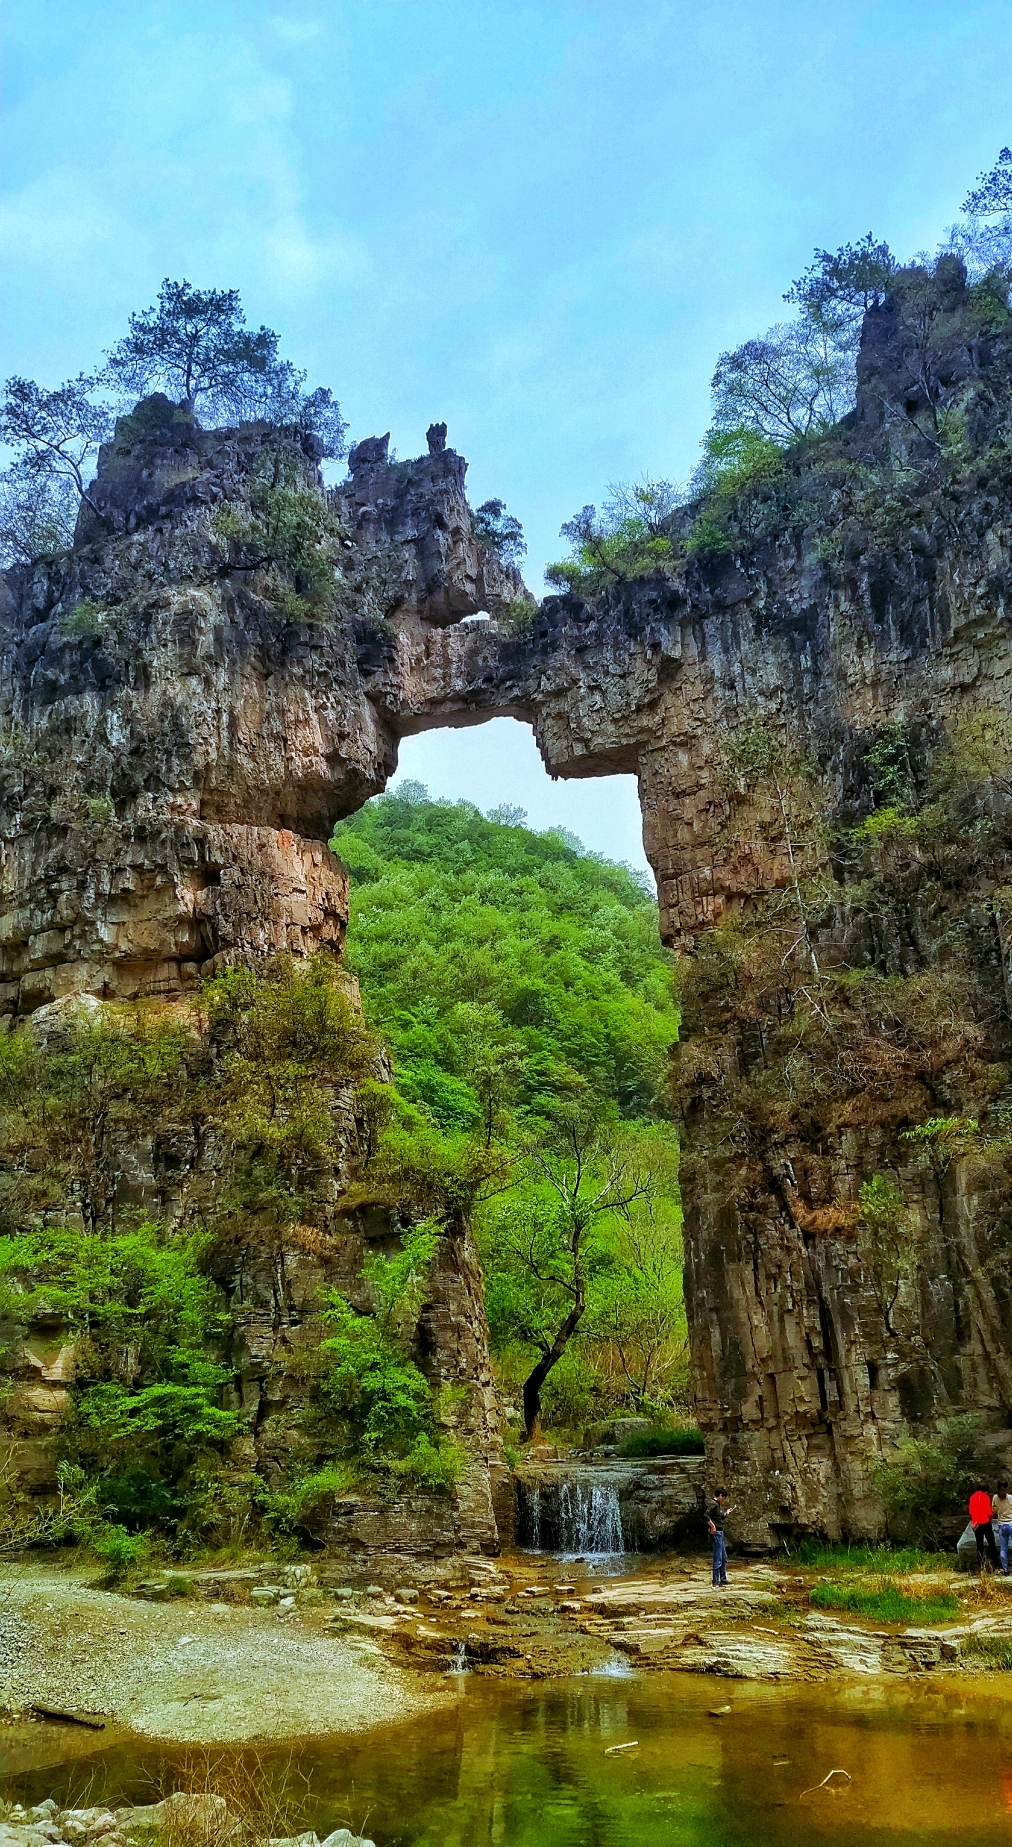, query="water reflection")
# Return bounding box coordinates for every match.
[5,1674,1012,1846]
